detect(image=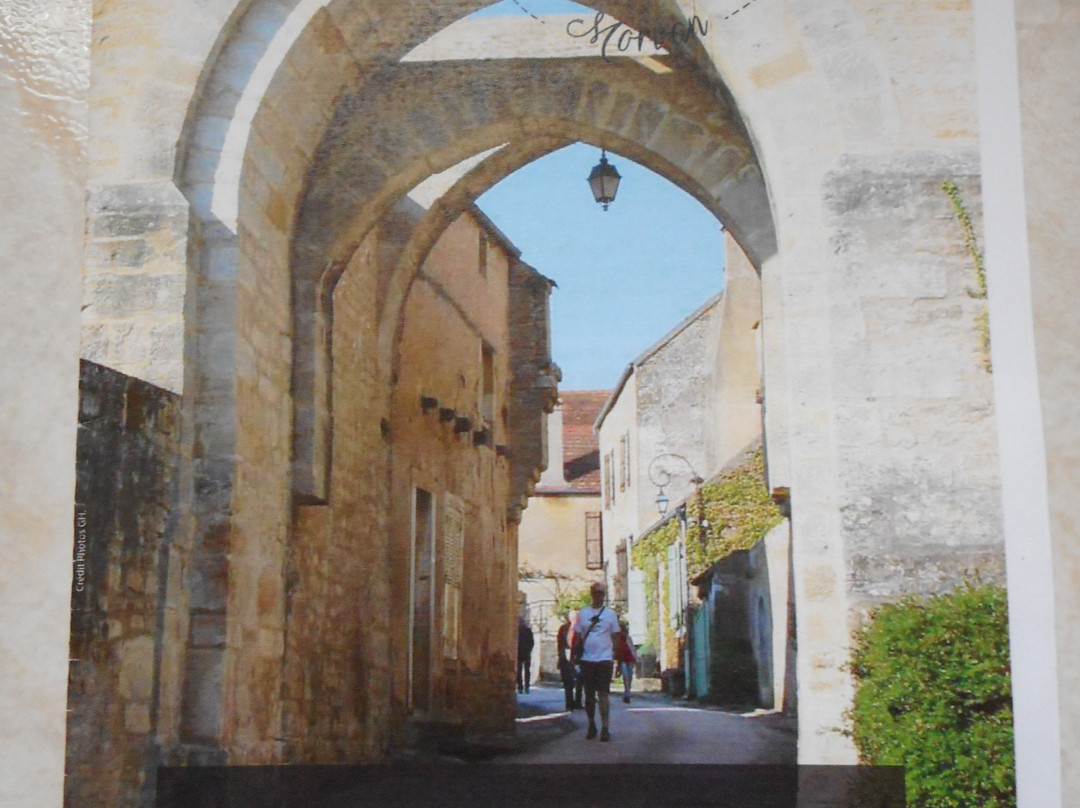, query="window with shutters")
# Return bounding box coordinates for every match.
[442,495,465,659]
[585,511,603,570]
[623,432,631,488]
[618,435,625,491]
[602,454,611,509]
[605,450,616,504]
[614,539,629,609]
